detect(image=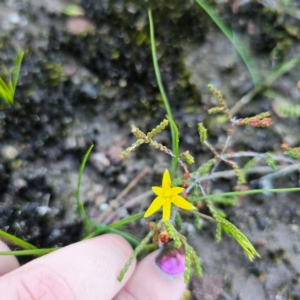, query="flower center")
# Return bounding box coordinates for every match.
[163,189,172,199]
